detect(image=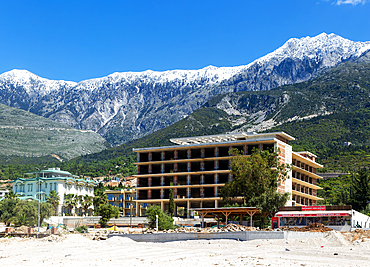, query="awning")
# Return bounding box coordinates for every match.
[276,210,351,217]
